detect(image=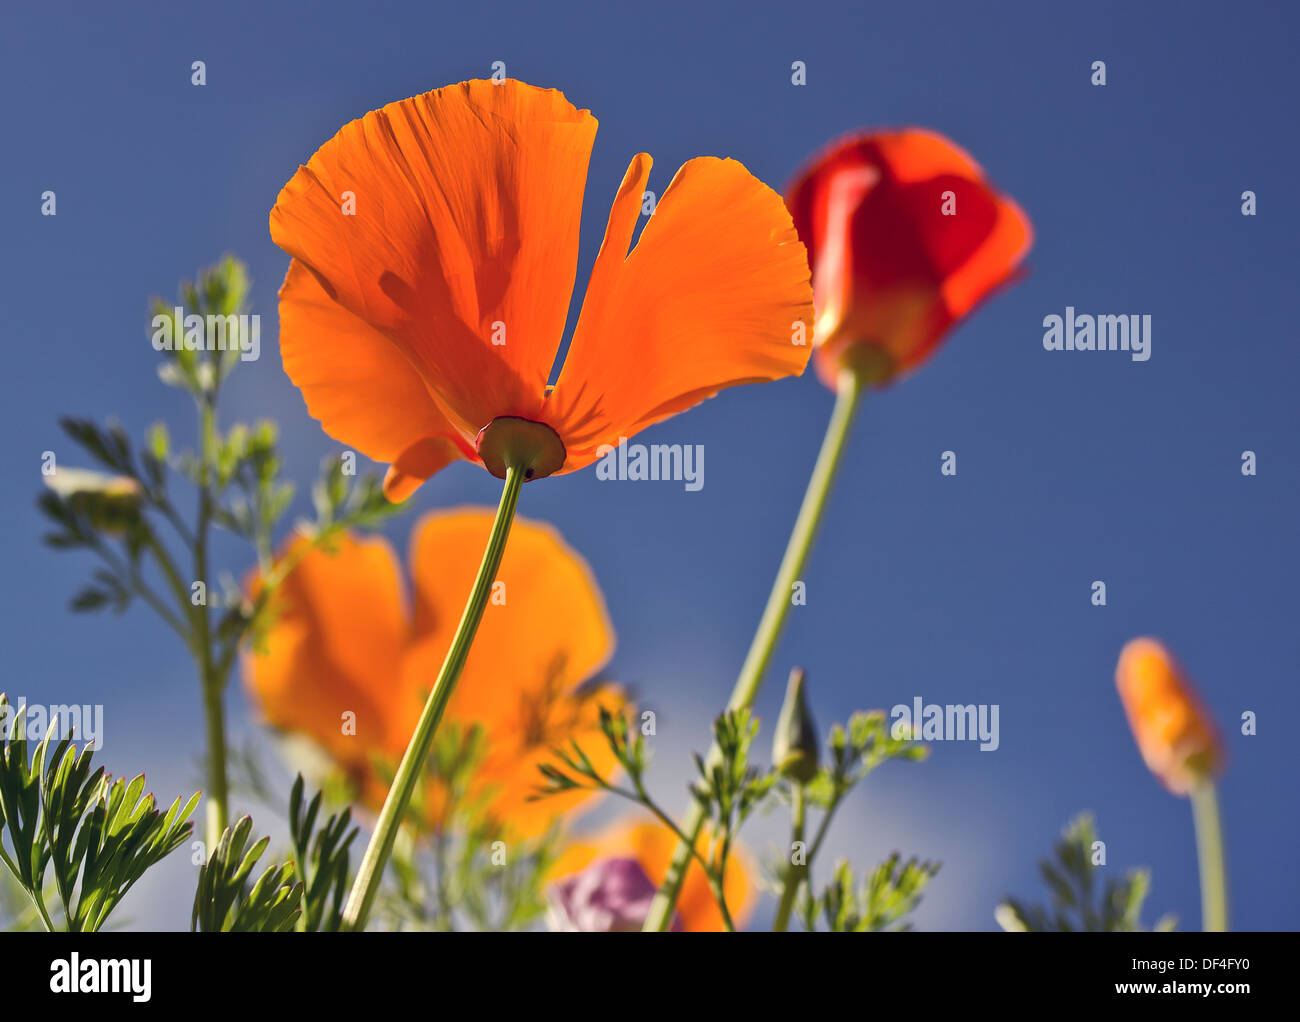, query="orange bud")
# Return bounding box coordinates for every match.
[1115,638,1223,795]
